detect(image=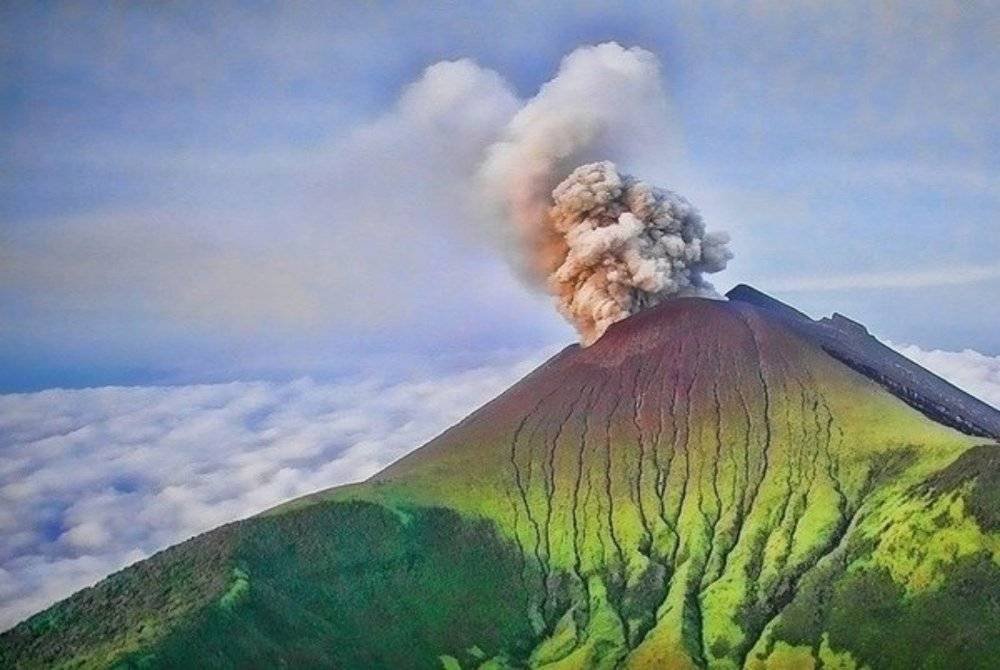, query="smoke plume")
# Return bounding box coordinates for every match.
[477,43,732,344]
[548,161,731,344]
